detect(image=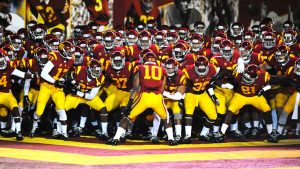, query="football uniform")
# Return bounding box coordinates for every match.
[128,63,167,121]
[228,71,271,114]
[288,42,300,57]
[210,50,240,114]
[28,0,70,32]
[177,53,196,70]
[253,44,277,61]
[283,66,300,114]
[164,69,186,115]
[158,44,173,64]
[104,61,133,112]
[183,63,218,120]
[64,66,105,111]
[36,52,74,116]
